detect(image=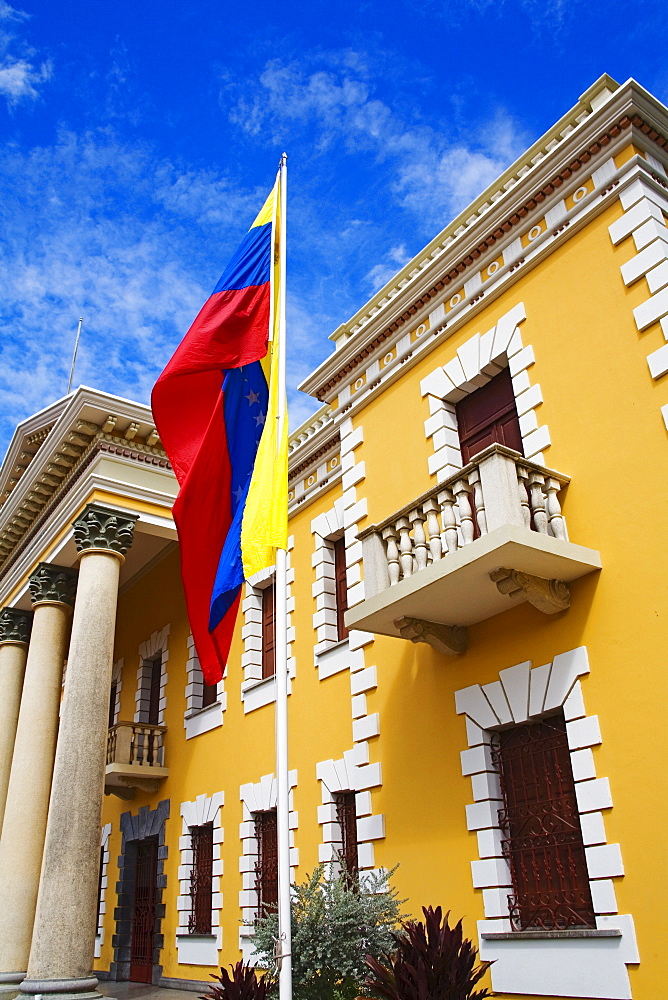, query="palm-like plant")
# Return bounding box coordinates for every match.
[364,906,492,1000]
[202,961,272,1000]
